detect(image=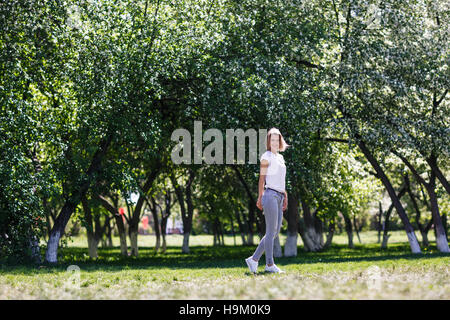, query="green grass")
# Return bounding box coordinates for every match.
[1,231,449,299]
